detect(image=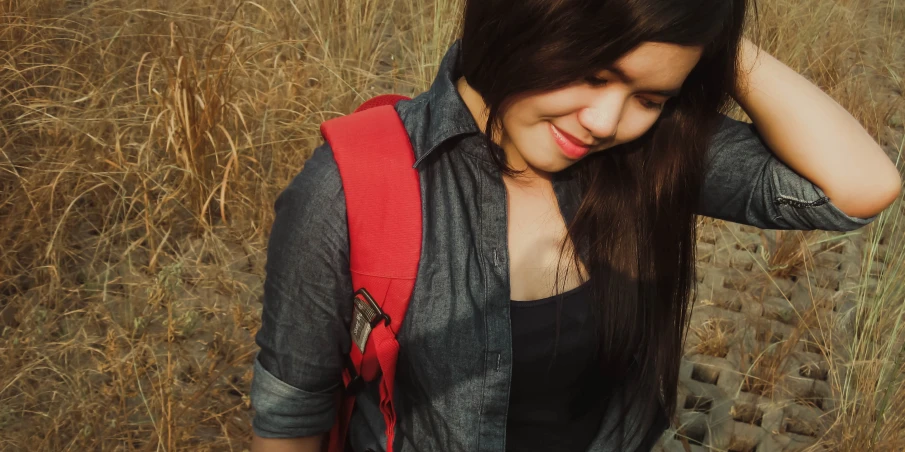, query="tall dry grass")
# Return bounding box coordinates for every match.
[0,0,462,449]
[0,0,902,450]
[820,149,905,451]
